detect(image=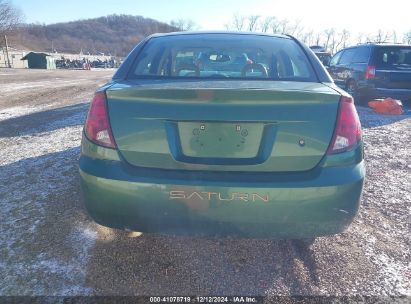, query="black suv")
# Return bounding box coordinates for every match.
[310,46,332,67]
[327,43,411,104]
